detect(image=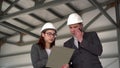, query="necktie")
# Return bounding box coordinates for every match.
[78,41,80,49]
